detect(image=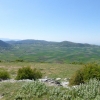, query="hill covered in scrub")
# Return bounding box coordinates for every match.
[7,39,96,47]
[0,39,99,63]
